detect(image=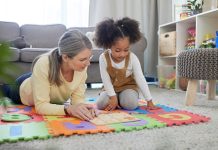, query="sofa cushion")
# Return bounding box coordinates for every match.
[20,48,51,62]
[0,21,20,42]
[20,24,66,48]
[91,48,104,62]
[67,27,95,35]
